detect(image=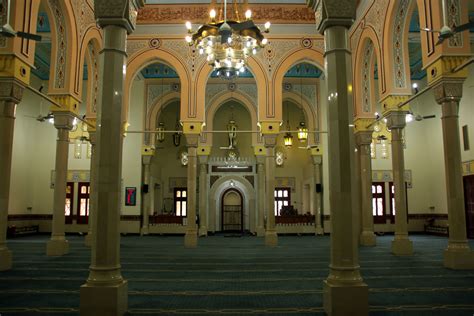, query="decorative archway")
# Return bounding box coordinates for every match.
[221,188,244,232]
[282,91,319,145]
[195,56,268,122]
[203,90,259,147]
[125,48,191,123]
[208,175,256,233]
[272,49,325,124]
[146,91,181,146]
[353,29,384,116]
